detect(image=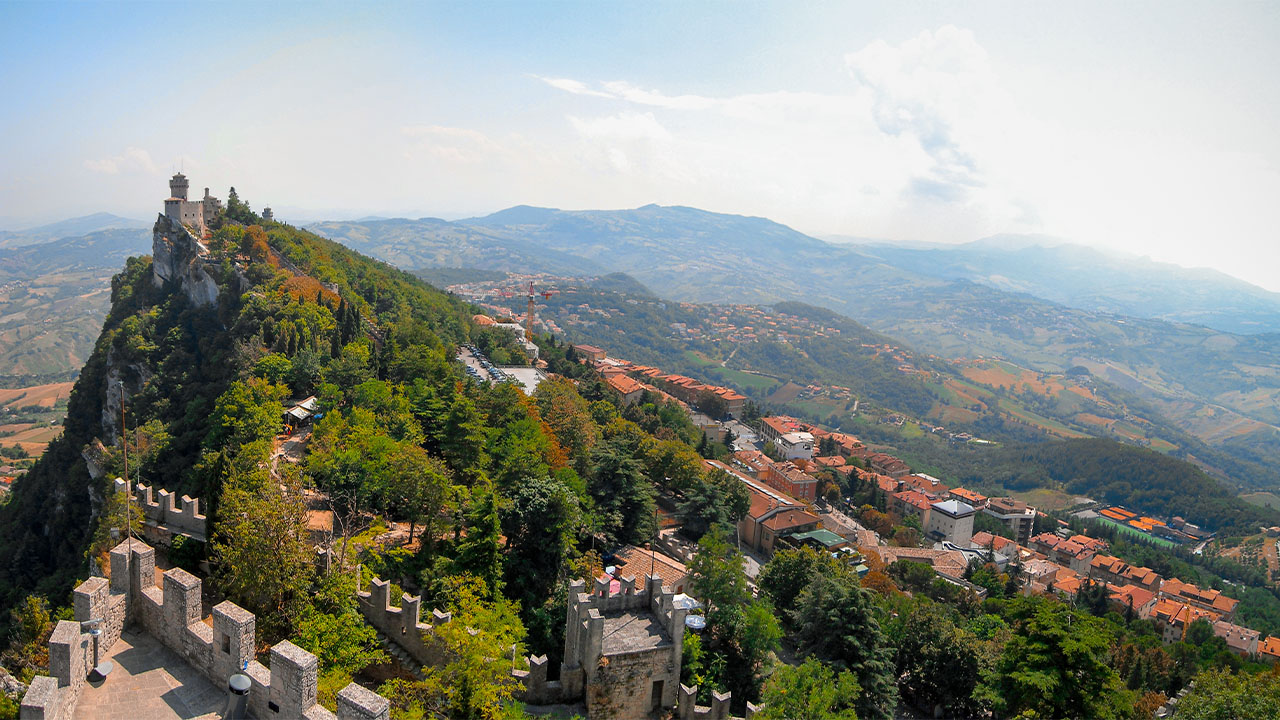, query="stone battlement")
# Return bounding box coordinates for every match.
[21,539,392,720]
[115,478,207,541]
[513,574,706,718]
[677,684,759,720]
[354,572,452,668]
